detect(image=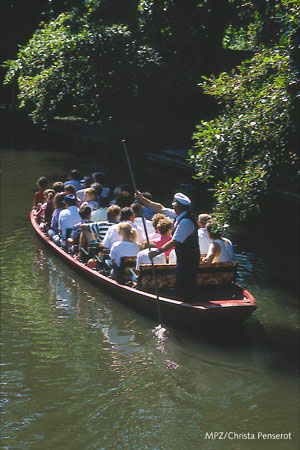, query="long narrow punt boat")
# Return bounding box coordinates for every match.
[31,211,257,329]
